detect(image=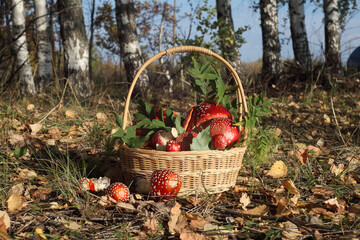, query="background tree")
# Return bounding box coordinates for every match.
[216,0,243,79]
[323,0,341,73]
[58,0,93,97]
[34,0,52,92]
[289,0,312,71]
[115,0,149,94]
[11,0,36,95]
[260,0,282,76]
